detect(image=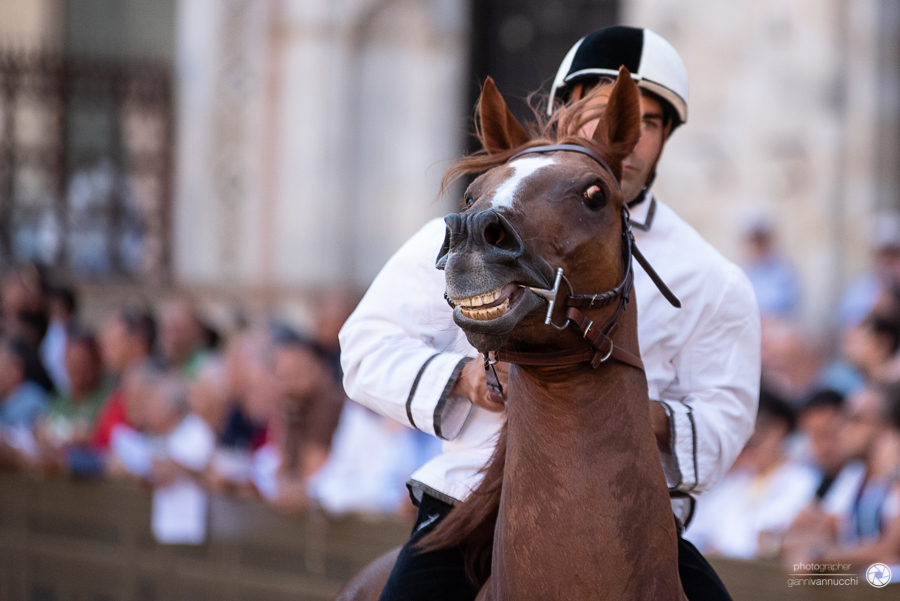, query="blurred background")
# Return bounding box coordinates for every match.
[0,0,899,600]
